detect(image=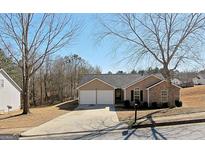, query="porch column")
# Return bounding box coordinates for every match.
[124,88,126,100]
